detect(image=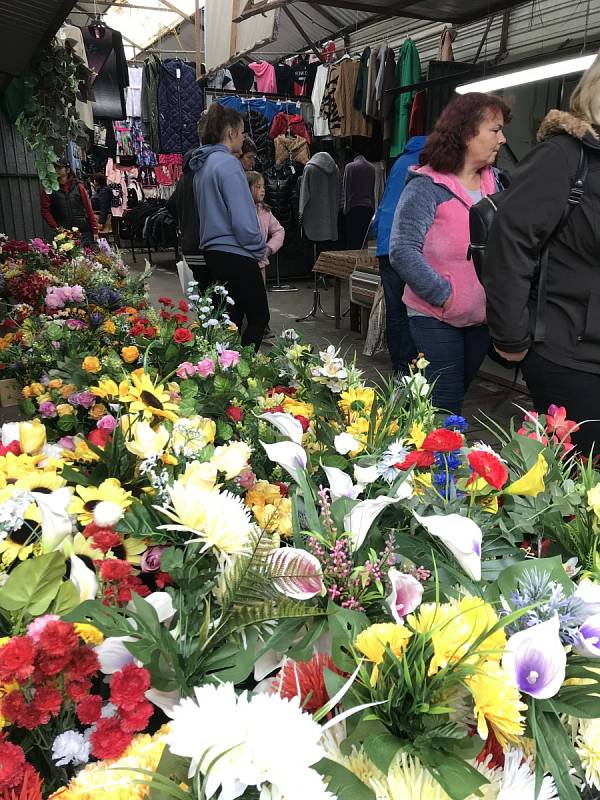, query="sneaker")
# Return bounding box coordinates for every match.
[263,329,276,340]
